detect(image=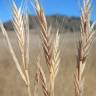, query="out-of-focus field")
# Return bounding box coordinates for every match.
[0,30,96,96]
